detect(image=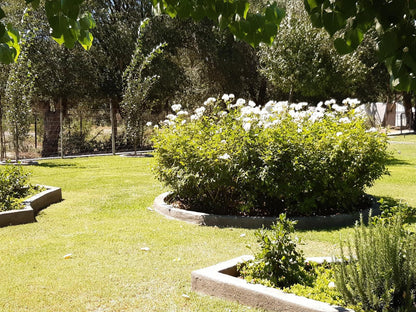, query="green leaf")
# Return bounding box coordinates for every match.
[334,38,354,54]
[378,31,399,60]
[322,11,346,36]
[0,43,15,64]
[27,0,40,9]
